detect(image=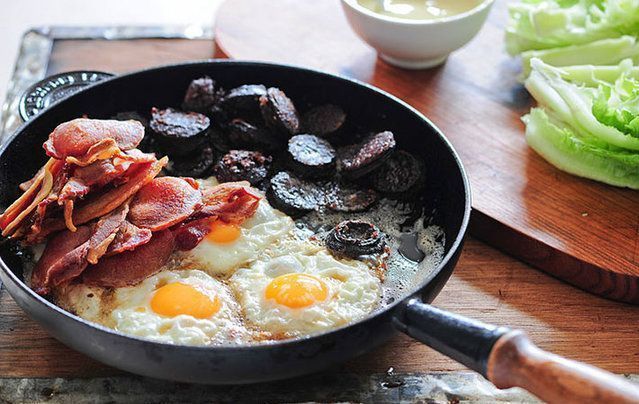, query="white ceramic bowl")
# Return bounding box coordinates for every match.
[340,0,495,69]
